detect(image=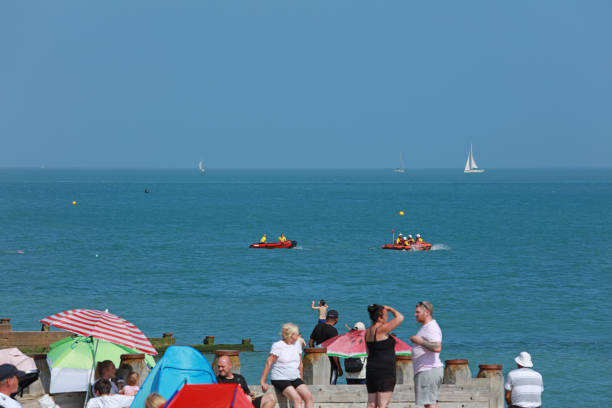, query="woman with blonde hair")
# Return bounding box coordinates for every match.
[260,323,313,408]
[144,393,166,408]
